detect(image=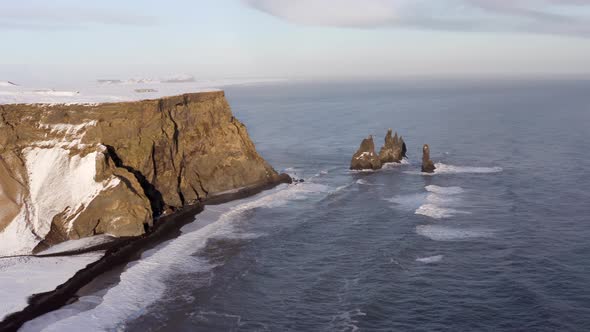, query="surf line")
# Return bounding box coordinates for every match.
[0,175,292,332]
